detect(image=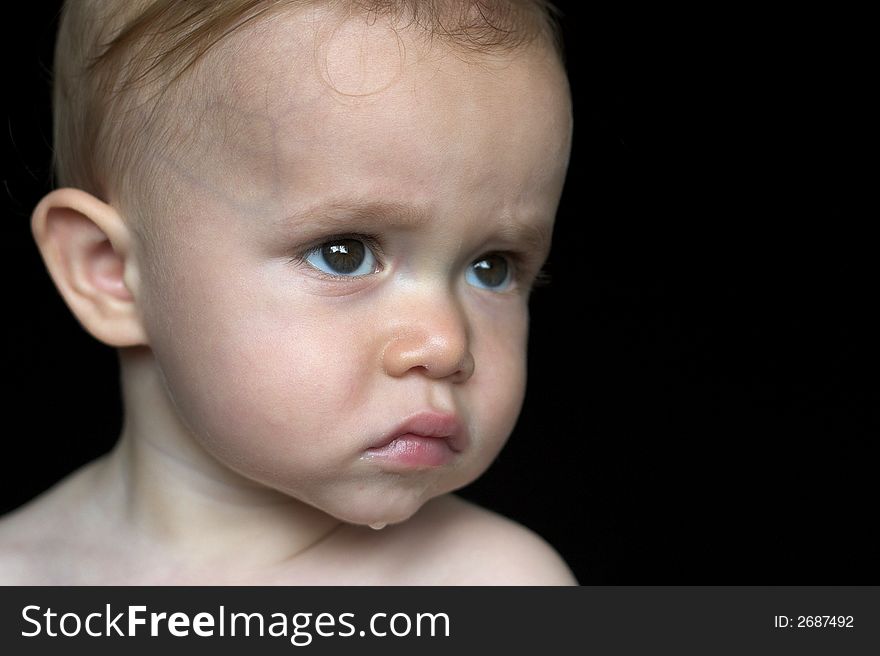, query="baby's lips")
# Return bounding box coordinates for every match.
[369,411,467,453]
